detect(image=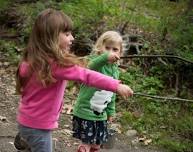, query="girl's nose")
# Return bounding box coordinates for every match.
[71,35,74,41]
[71,37,74,41]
